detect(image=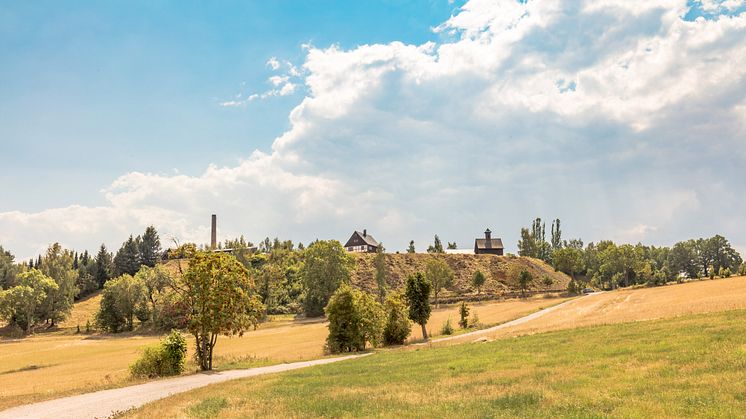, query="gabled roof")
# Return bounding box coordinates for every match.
[345,231,379,248]
[474,238,504,250]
